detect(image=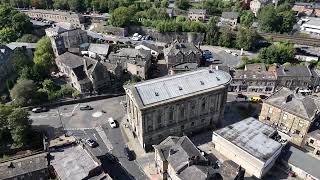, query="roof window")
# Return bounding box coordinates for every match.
[200,81,204,85]
[155,92,159,96]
